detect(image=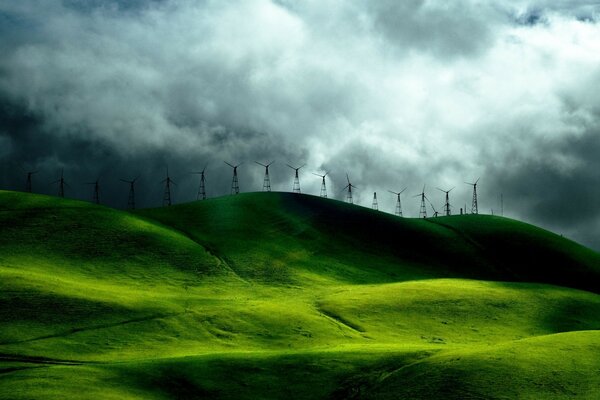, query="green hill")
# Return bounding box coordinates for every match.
[0,190,599,399]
